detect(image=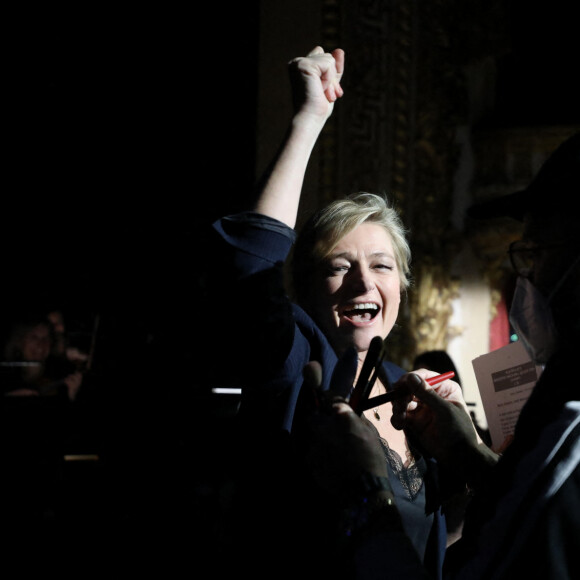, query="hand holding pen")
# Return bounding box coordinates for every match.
[346,335,456,416]
[361,371,456,412]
